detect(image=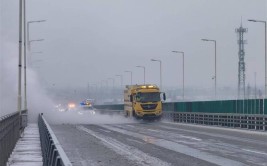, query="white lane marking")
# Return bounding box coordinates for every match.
[147,129,158,132]
[162,121,267,136]
[121,124,202,141]
[159,125,266,146]
[102,125,245,166]
[242,149,267,156]
[77,125,171,166]
[180,135,202,141]
[98,128,111,133]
